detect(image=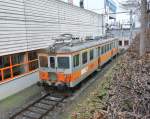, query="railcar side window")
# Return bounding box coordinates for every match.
[101,46,105,54]
[73,54,80,67]
[111,43,113,49]
[39,56,48,67]
[57,57,70,69]
[50,57,55,68]
[109,44,111,50]
[107,44,109,51]
[82,52,88,64]
[98,47,101,55]
[105,45,107,53]
[90,49,94,60]
[114,42,116,48]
